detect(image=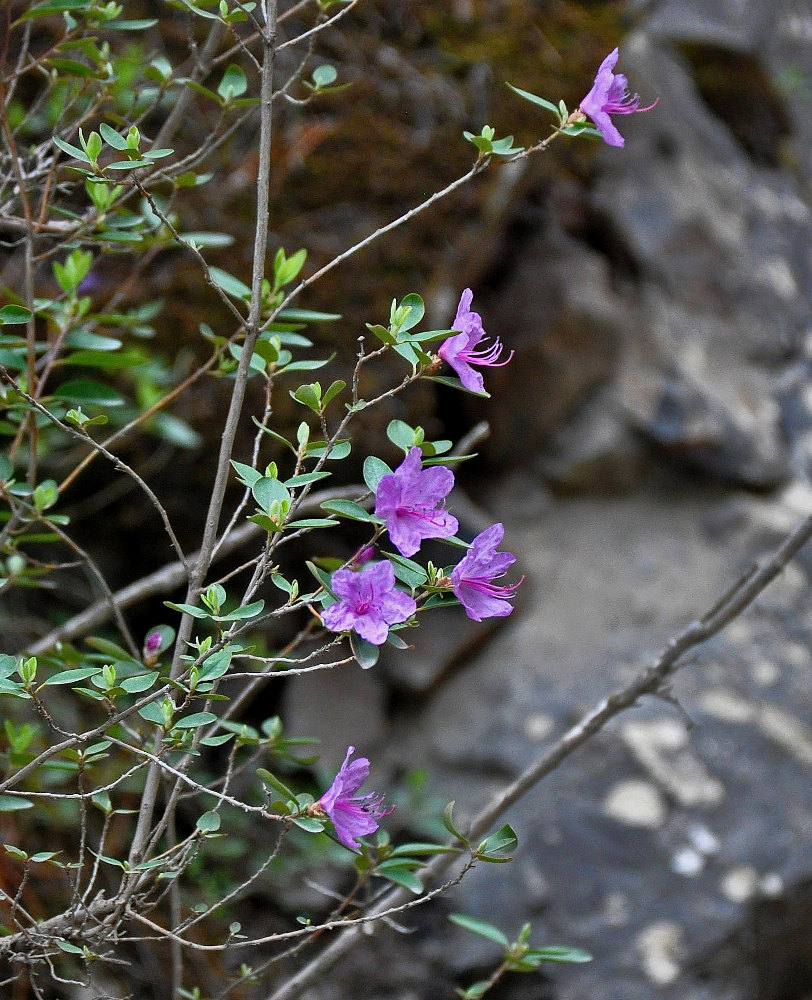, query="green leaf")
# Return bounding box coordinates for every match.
[164,601,210,619]
[378,865,423,894]
[310,64,338,88]
[363,456,392,492]
[0,305,32,325]
[53,379,124,407]
[0,795,33,812]
[291,383,321,412]
[217,64,248,101]
[285,518,338,529]
[306,439,351,460]
[65,329,122,350]
[386,419,418,452]
[214,599,265,622]
[390,841,459,857]
[398,293,424,332]
[274,247,307,288]
[56,939,85,955]
[84,636,138,661]
[252,477,291,515]
[476,823,517,861]
[292,815,325,833]
[99,122,129,149]
[197,648,232,682]
[41,666,100,686]
[284,471,331,488]
[172,712,217,729]
[523,946,592,964]
[276,308,340,323]
[208,266,251,301]
[506,83,561,116]
[229,460,261,487]
[256,767,295,800]
[448,913,509,948]
[138,701,166,725]
[386,553,428,588]
[196,810,221,833]
[367,322,396,345]
[53,135,91,163]
[322,379,346,408]
[349,632,379,669]
[442,801,469,845]
[19,0,92,17]
[426,374,489,398]
[119,671,159,693]
[319,499,374,522]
